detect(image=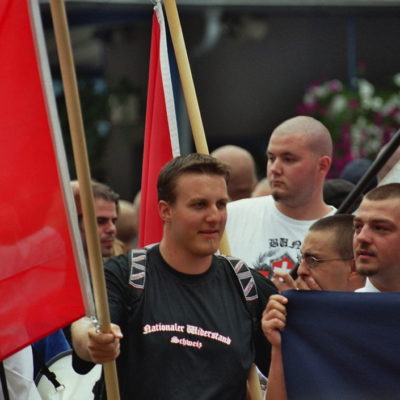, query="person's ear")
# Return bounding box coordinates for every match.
[319,155,331,174]
[158,200,171,222]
